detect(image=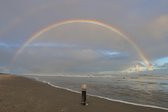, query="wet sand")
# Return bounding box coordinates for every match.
[0,74,167,112]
